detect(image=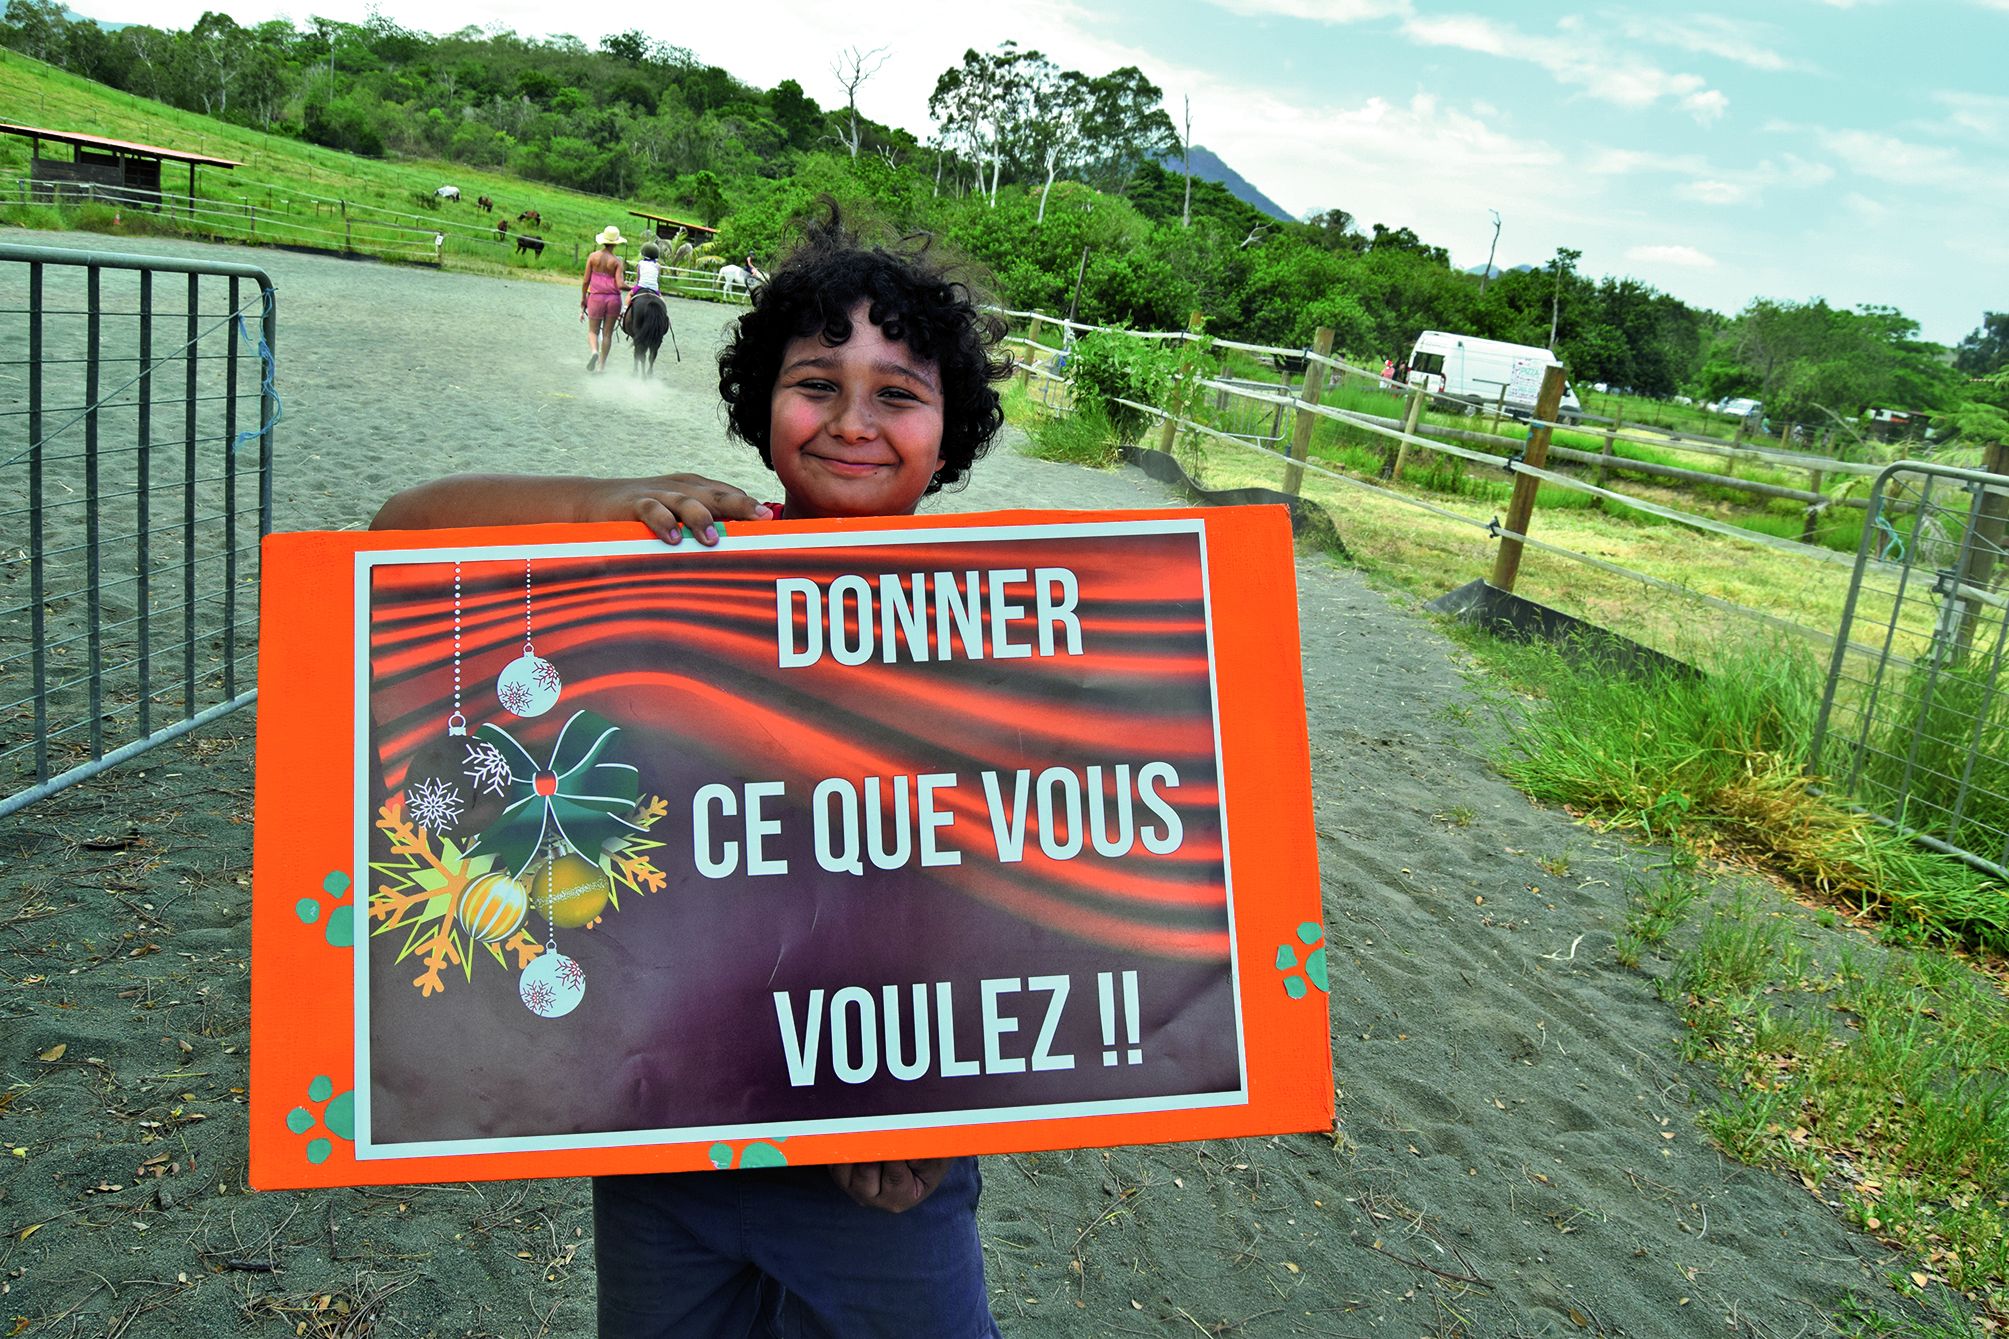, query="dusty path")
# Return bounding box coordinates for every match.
[0,226,1939,1338]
